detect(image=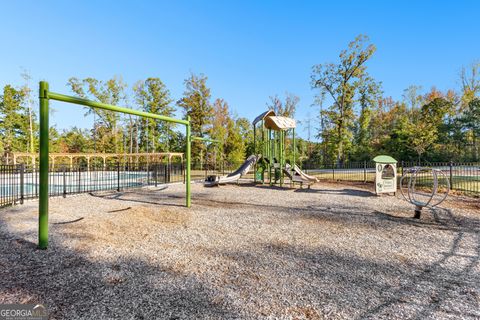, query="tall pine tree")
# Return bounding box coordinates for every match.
[177,73,213,163]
